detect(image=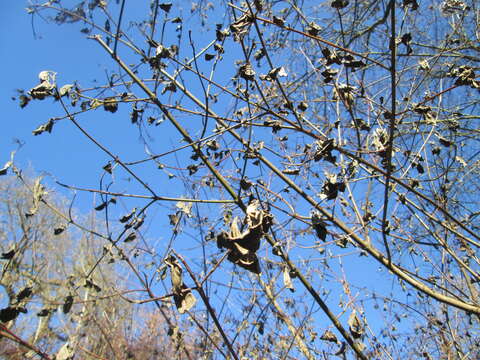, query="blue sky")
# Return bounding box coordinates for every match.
[2,1,111,191]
